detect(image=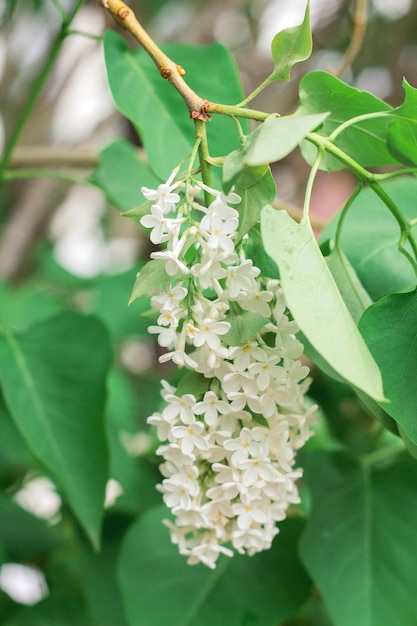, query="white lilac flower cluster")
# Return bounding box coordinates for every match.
[139,171,316,569]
